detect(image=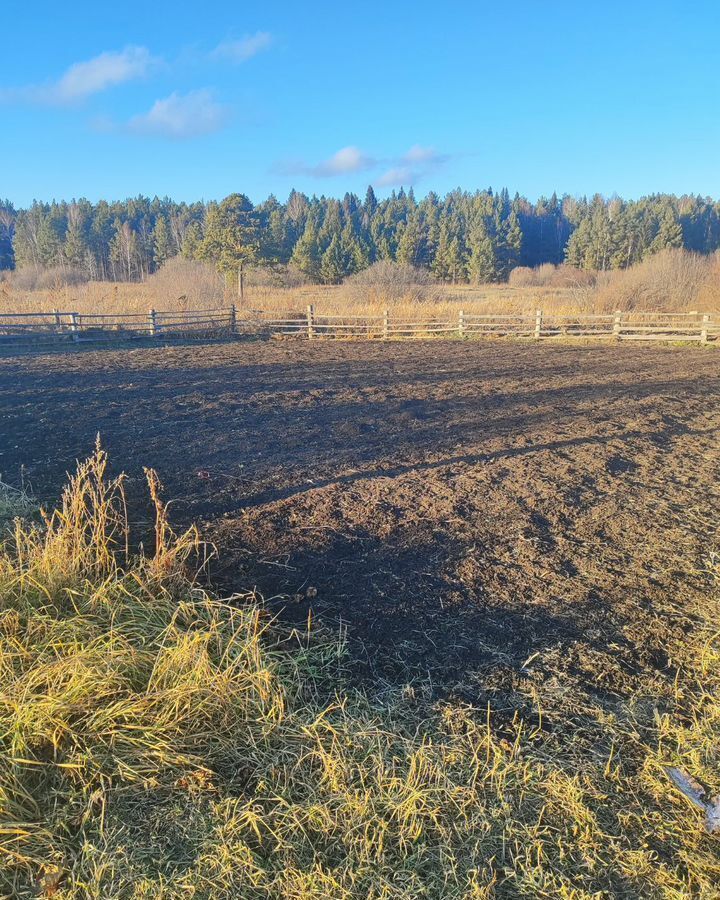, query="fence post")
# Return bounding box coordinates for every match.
[534,308,543,340]
[459,309,465,339]
[701,313,710,344]
[230,304,237,334]
[383,309,389,340]
[306,304,314,340]
[613,310,622,340]
[148,308,157,337]
[52,308,61,331]
[70,312,80,342]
